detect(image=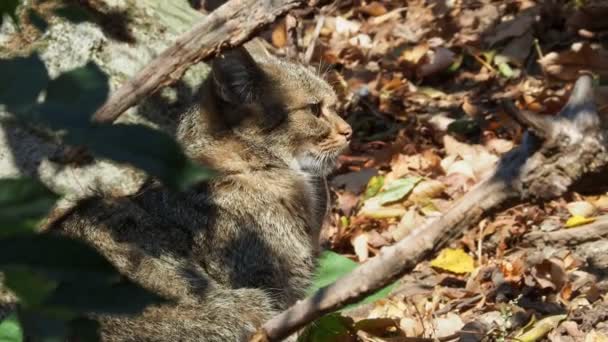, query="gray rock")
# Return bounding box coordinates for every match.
[0,0,210,207]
